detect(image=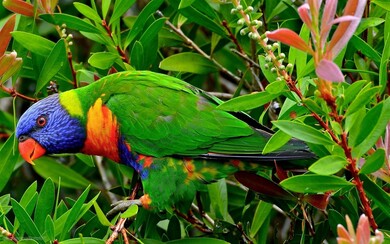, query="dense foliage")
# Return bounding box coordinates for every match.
[0,0,389,243]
